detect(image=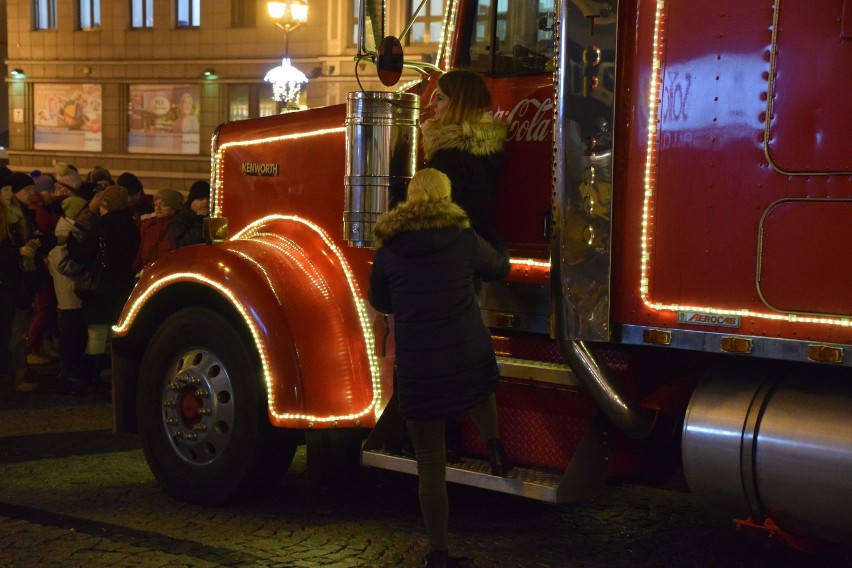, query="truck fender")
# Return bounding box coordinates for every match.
[114,216,382,429]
